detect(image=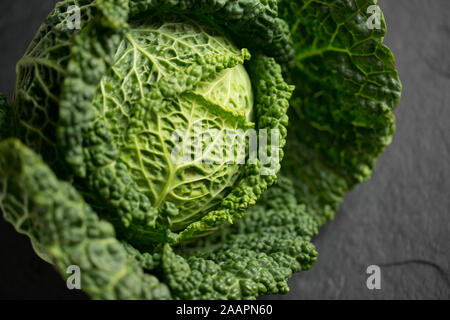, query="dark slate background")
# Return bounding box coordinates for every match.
[0,0,448,300]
